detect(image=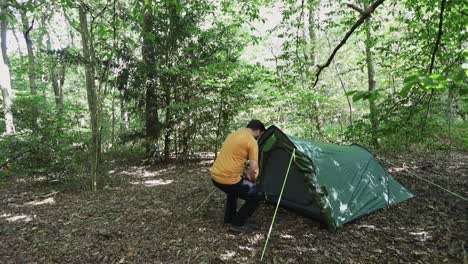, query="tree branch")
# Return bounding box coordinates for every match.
[346,3,365,14]
[295,0,305,59]
[312,0,385,89]
[91,2,111,25]
[423,0,447,131]
[22,10,35,37]
[428,0,446,74]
